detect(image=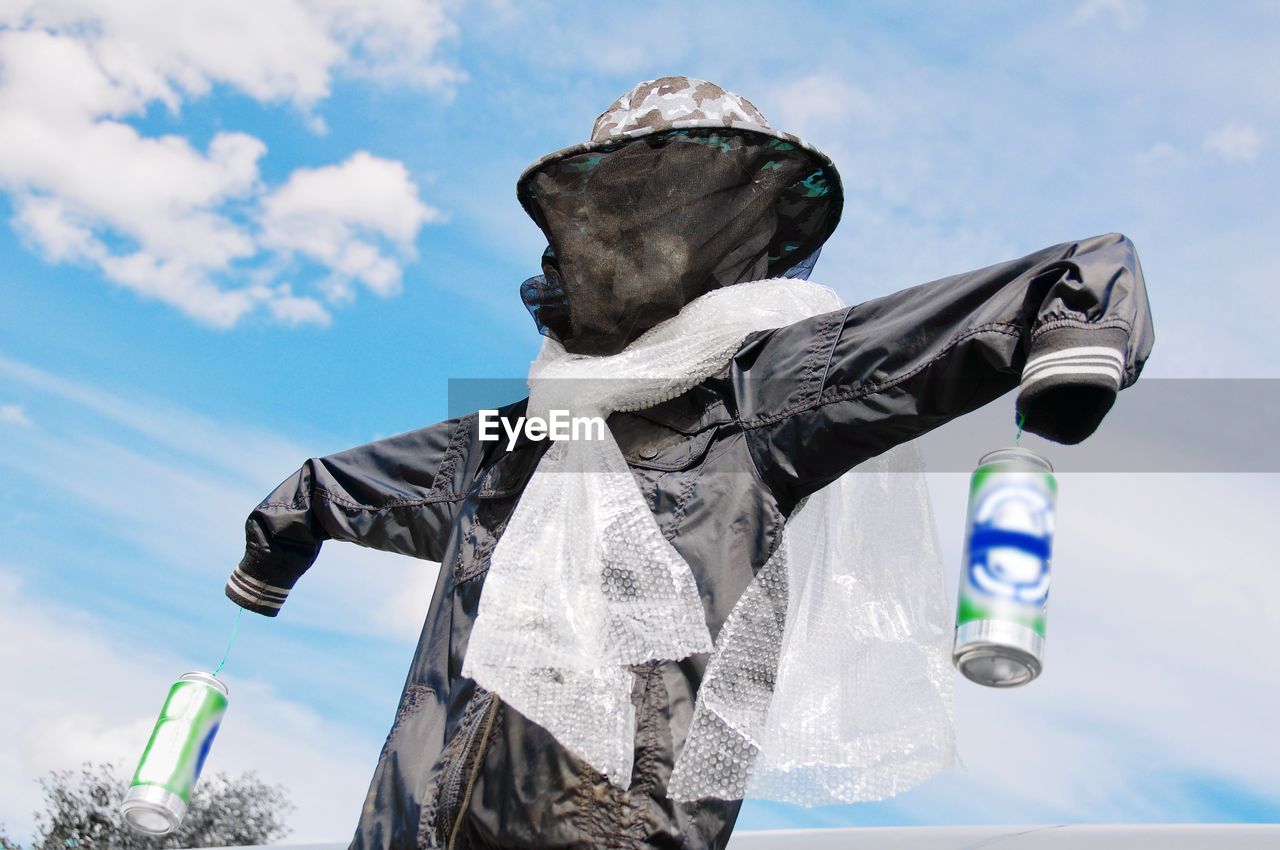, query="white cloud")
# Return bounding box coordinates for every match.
[1,0,462,109]
[0,353,441,642]
[324,0,465,93]
[741,465,1278,828]
[0,1,459,328]
[1134,142,1191,175]
[758,64,1022,304]
[12,194,101,262]
[1204,123,1264,164]
[261,152,445,300]
[767,74,883,143]
[0,402,33,426]
[261,282,338,326]
[1071,0,1147,30]
[922,469,1280,820]
[0,358,445,843]
[734,2,1280,380]
[4,362,1280,835]
[0,566,382,845]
